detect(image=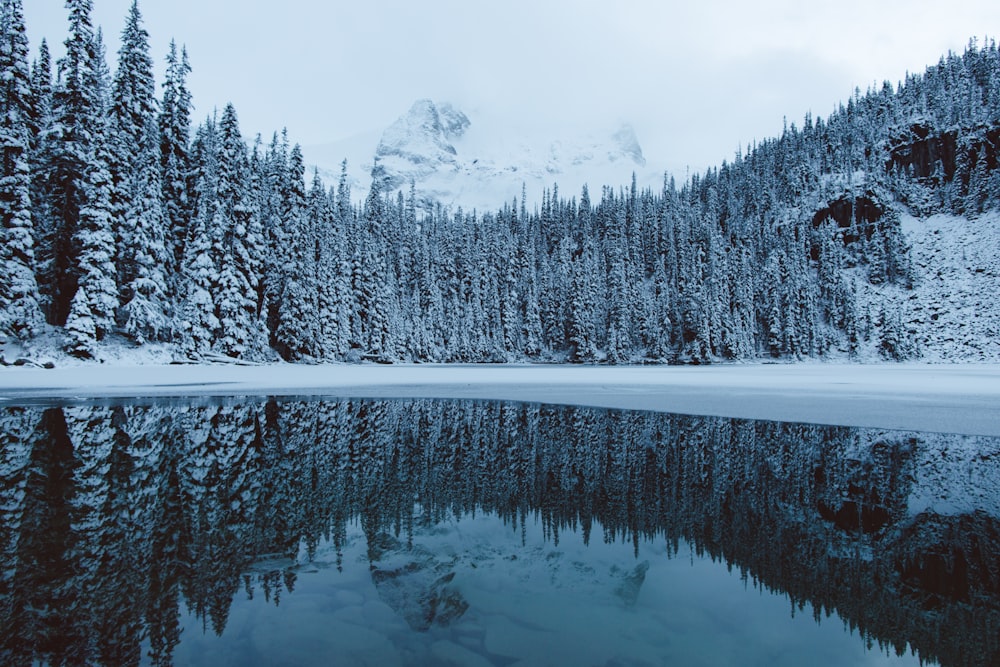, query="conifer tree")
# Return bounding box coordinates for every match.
[273,144,318,360]
[112,0,171,343]
[311,170,350,358]
[352,171,396,360]
[159,41,192,274]
[212,103,267,359]
[65,31,118,357]
[568,242,599,362]
[37,0,104,327]
[28,39,55,313]
[0,0,44,339]
[178,116,219,357]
